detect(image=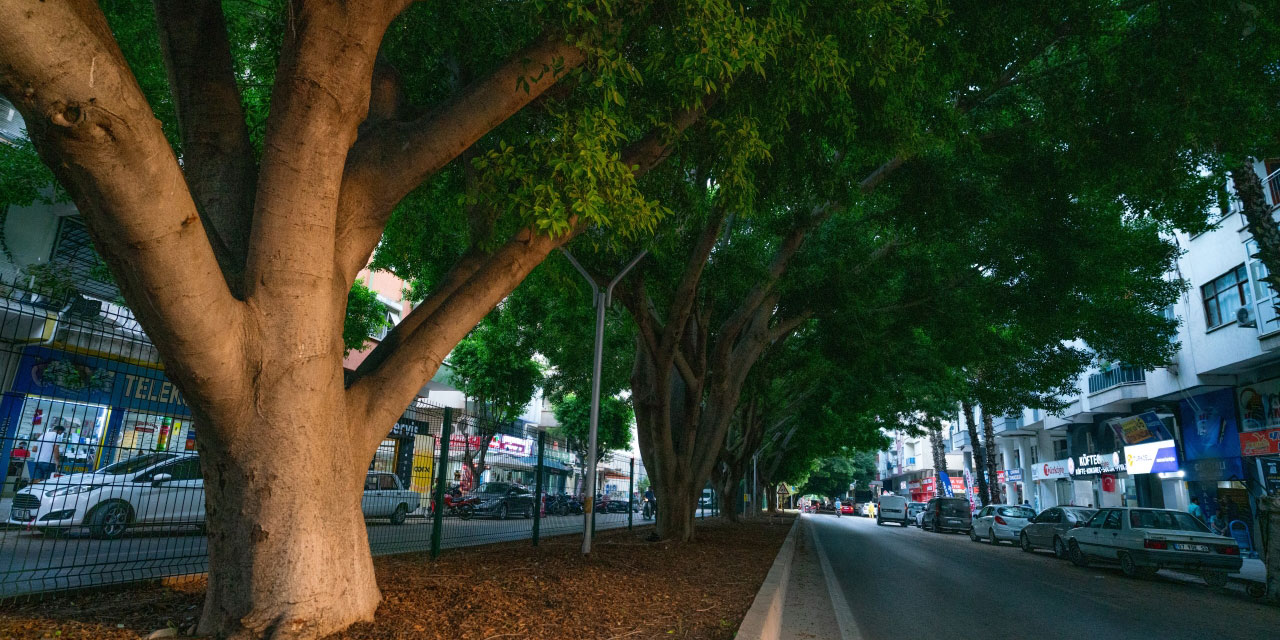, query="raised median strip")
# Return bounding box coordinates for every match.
[736,515,801,640]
